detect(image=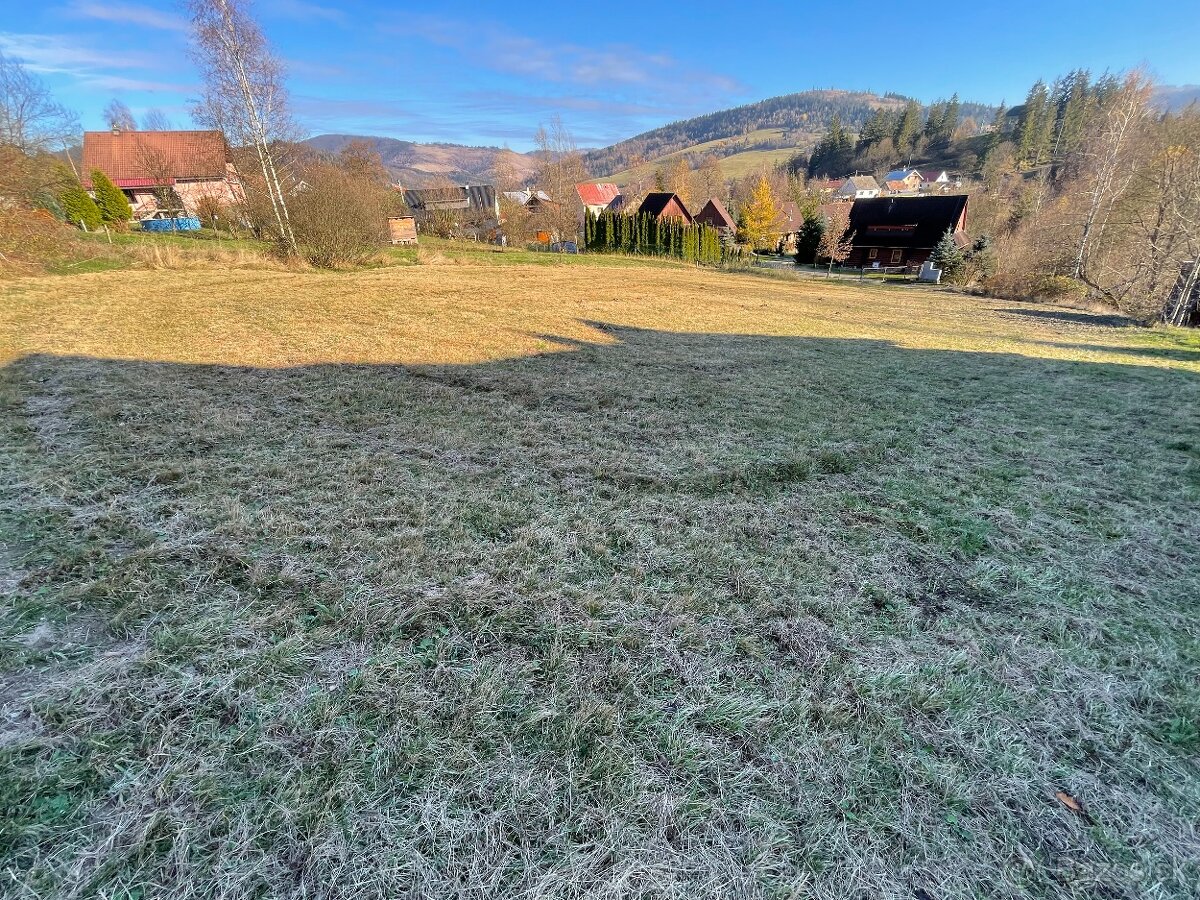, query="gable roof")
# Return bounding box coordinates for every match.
[404,184,497,213]
[919,170,949,182]
[847,195,969,249]
[694,198,735,230]
[503,189,553,206]
[82,130,231,188]
[637,192,692,221]
[576,182,621,207]
[882,168,921,184]
[778,200,803,231]
[839,175,880,193]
